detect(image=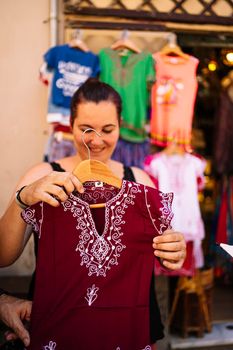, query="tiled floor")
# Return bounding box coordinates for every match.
[170,322,233,349]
